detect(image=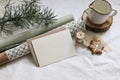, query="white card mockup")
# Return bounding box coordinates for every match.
[30,29,76,67]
